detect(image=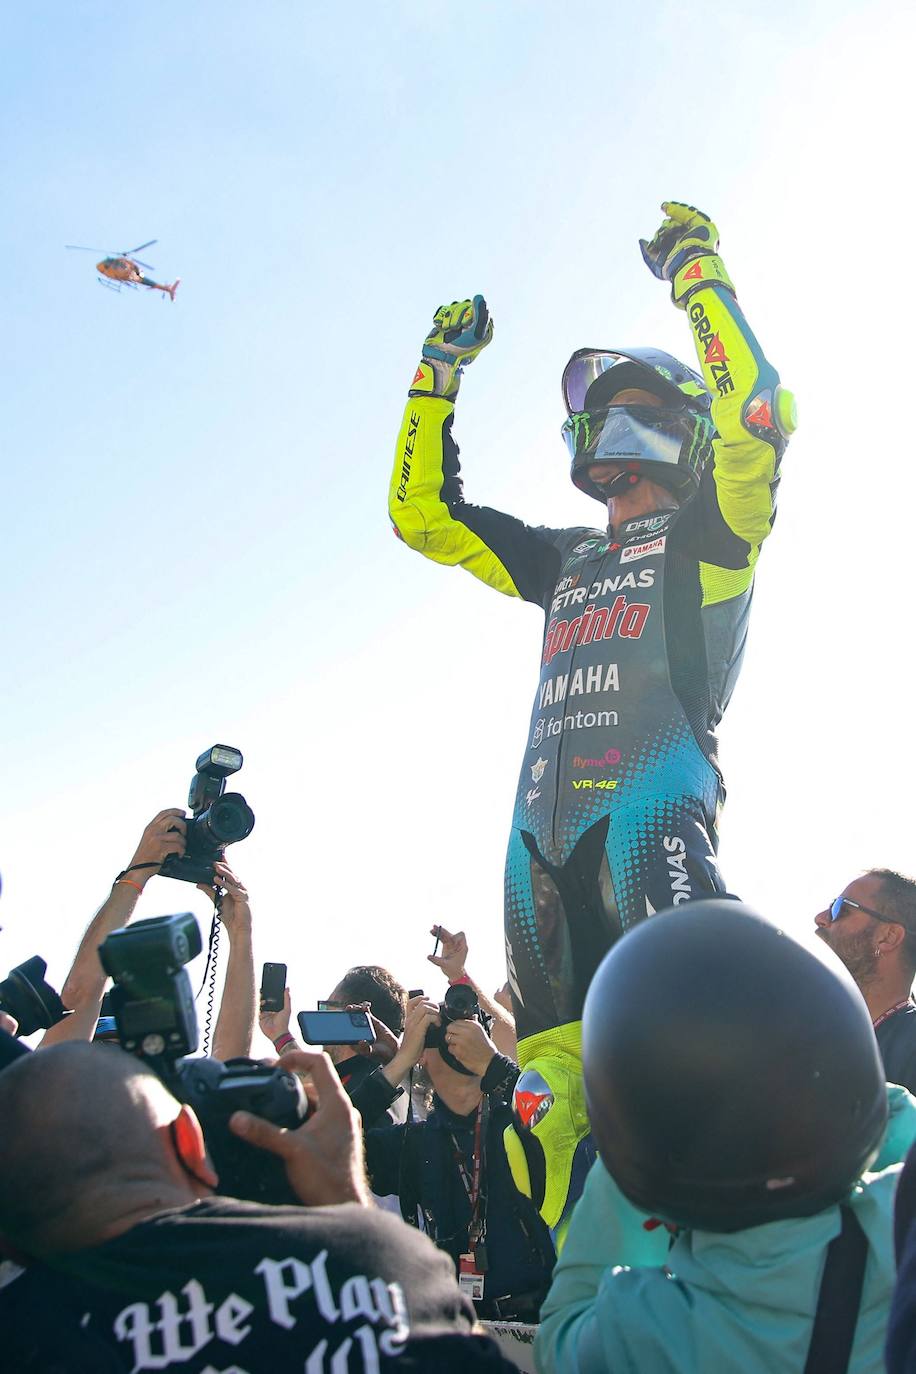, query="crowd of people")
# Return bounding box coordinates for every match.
[3,810,916,1372]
